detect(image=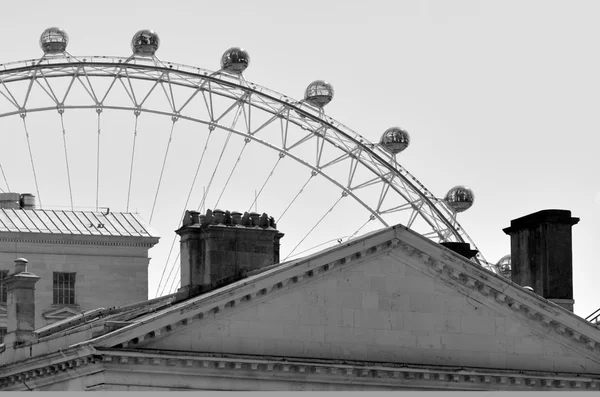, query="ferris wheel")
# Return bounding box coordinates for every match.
[0,28,496,298]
